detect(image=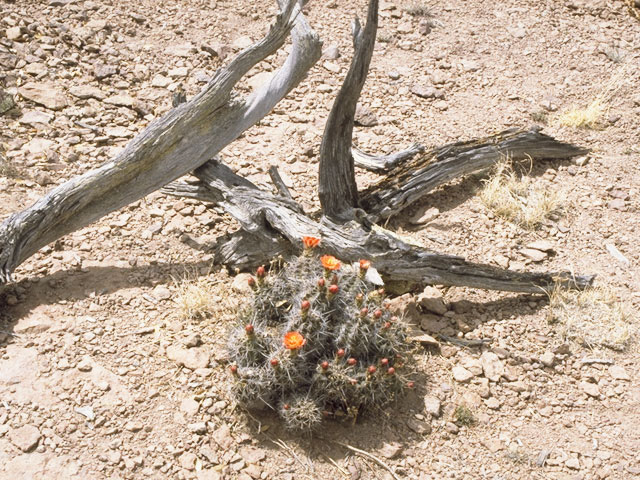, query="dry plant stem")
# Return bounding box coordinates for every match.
[0,0,321,284]
[360,127,588,222]
[318,0,378,220]
[352,142,425,172]
[332,440,401,480]
[164,159,594,293]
